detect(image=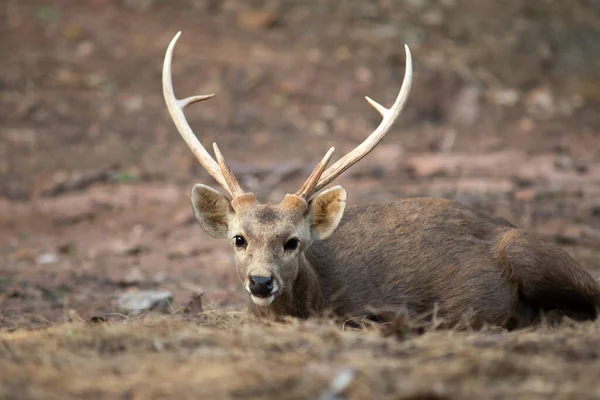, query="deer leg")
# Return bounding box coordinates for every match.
[493,228,600,321]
